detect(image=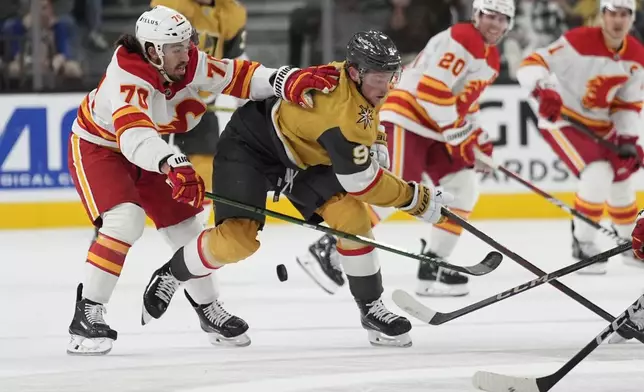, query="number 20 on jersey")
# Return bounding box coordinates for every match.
[438,53,465,77]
